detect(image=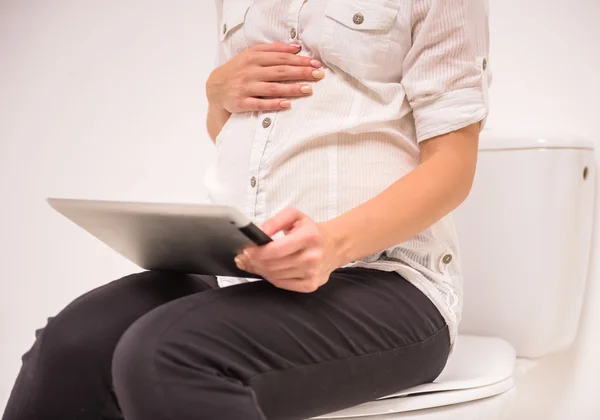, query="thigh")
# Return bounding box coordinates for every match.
[2,270,215,420]
[120,268,450,420]
[41,271,216,349]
